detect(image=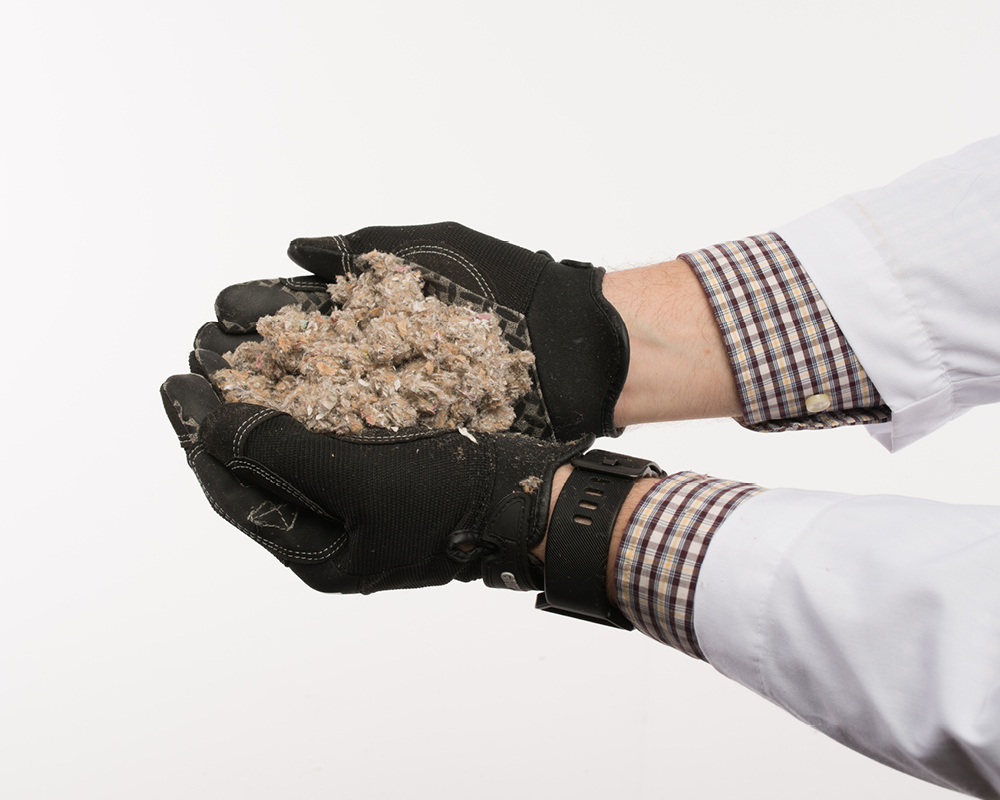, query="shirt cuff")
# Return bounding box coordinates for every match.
[613,473,764,659]
[679,233,891,431]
